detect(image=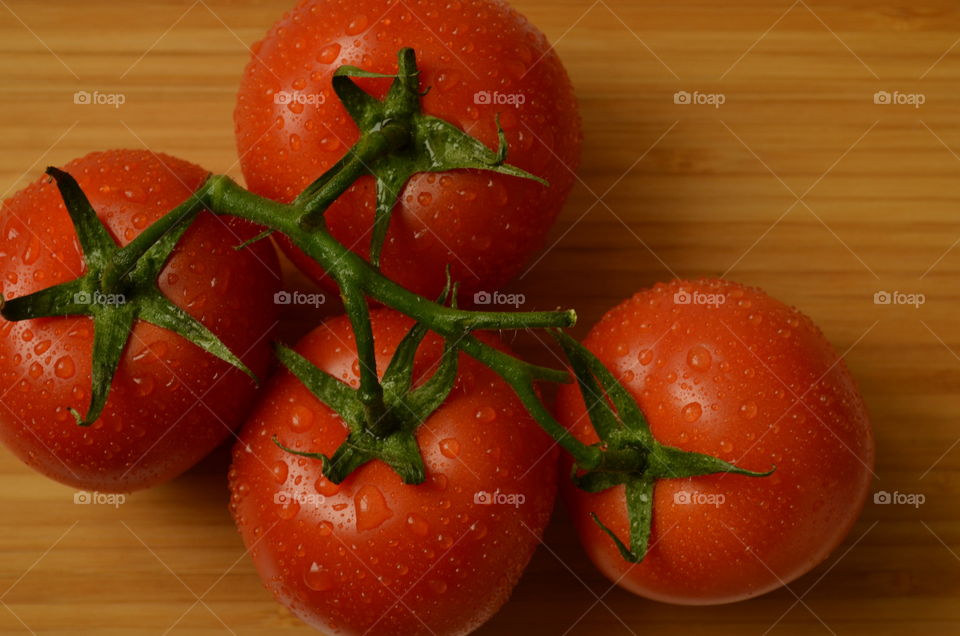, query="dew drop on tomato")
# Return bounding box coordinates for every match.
[686,345,712,372]
[474,406,496,423]
[354,485,392,531]
[277,498,300,519]
[681,402,702,423]
[439,438,461,458]
[407,513,429,537]
[739,401,758,420]
[289,405,314,432]
[133,375,155,397]
[304,562,335,592]
[271,460,289,484]
[54,356,75,379]
[315,475,339,496]
[346,14,368,34]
